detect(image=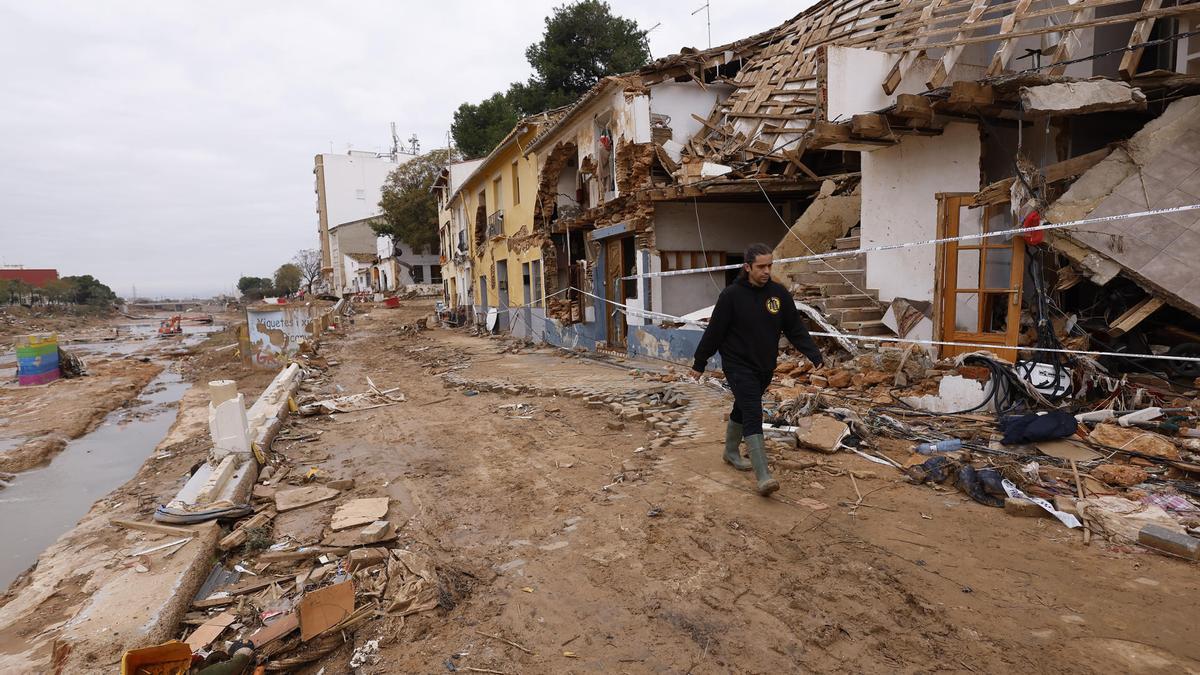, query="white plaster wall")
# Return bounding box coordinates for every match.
[649,82,733,143]
[317,153,404,229]
[826,47,895,121]
[862,122,982,342]
[329,220,378,294]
